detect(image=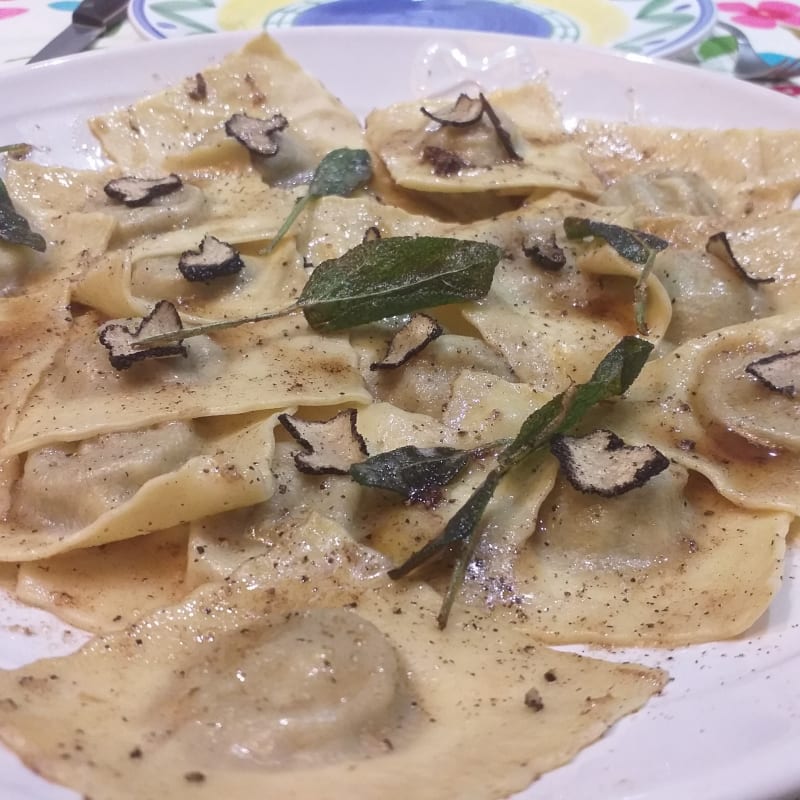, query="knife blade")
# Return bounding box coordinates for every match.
[28,0,130,64]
